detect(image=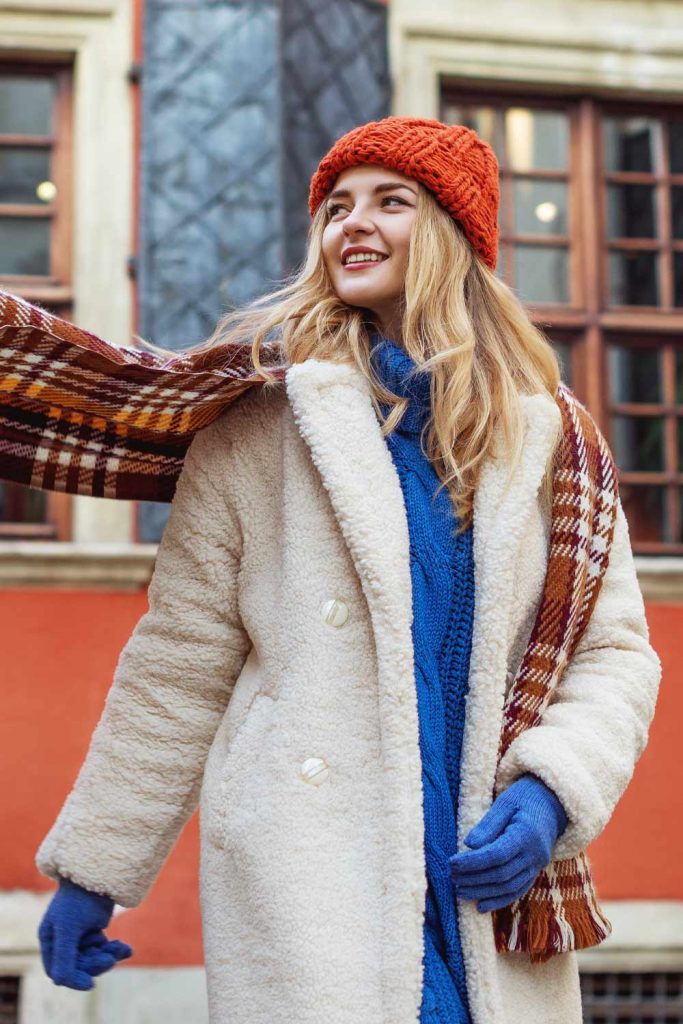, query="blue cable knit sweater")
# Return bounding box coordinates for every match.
[369,334,474,1024]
